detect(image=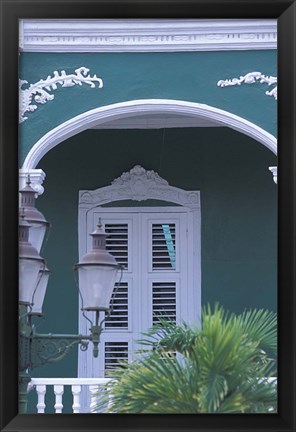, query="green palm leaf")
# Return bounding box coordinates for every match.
[236,309,277,354]
[93,304,277,414]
